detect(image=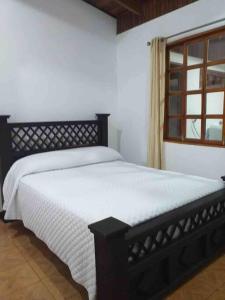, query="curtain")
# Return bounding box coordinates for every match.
[147,37,166,169]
